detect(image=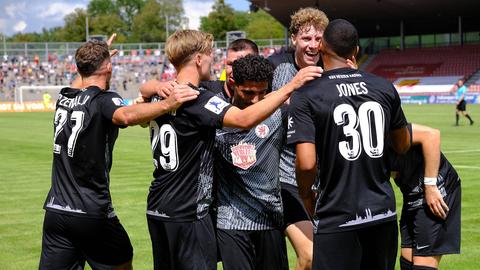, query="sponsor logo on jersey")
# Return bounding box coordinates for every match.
[230,142,257,170]
[204,96,229,114]
[255,124,270,138]
[112,97,126,106]
[287,116,293,129]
